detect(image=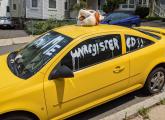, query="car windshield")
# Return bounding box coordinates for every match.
[104,13,130,22]
[7,31,72,79]
[0,17,10,20]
